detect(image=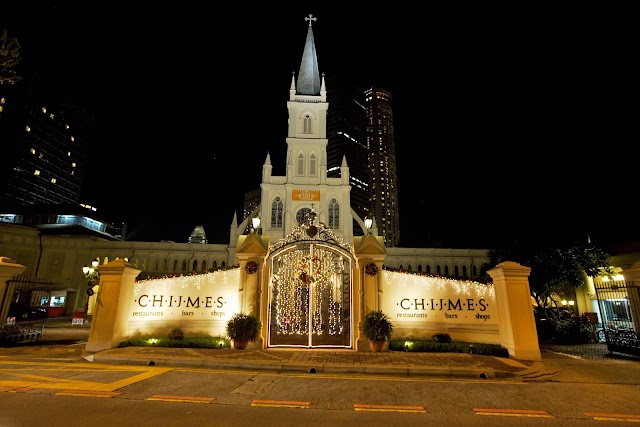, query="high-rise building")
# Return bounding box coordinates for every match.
[364,87,400,247]
[325,75,369,235]
[0,72,94,210]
